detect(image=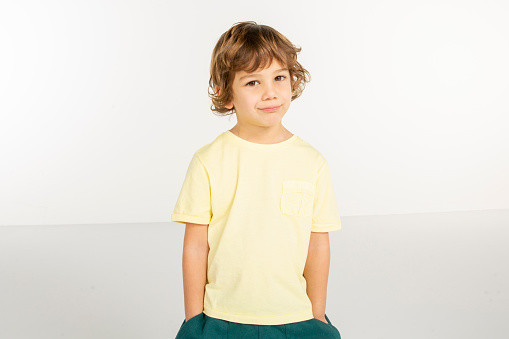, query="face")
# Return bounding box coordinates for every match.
[226,59,292,130]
